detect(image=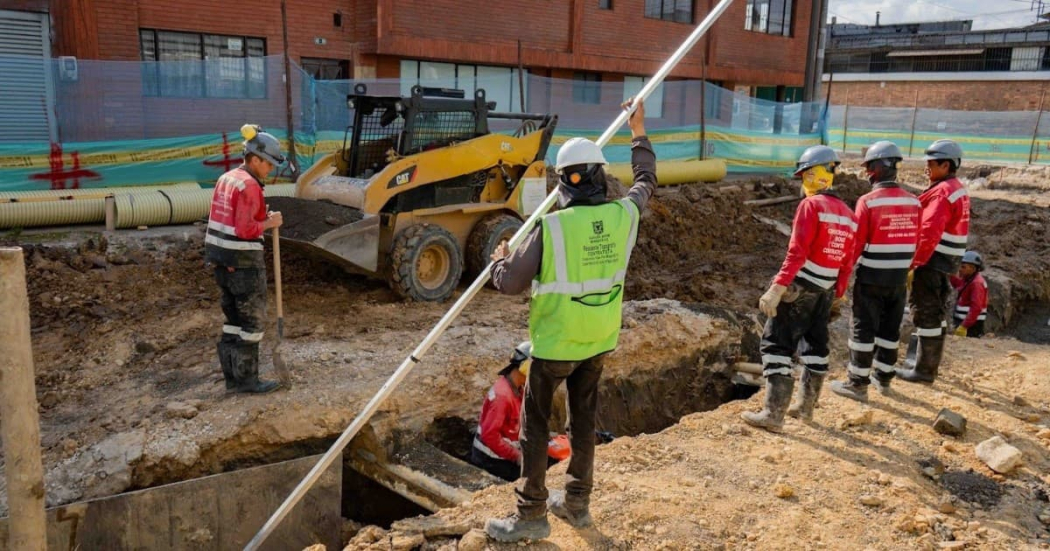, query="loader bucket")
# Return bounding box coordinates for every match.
[265,196,381,275]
